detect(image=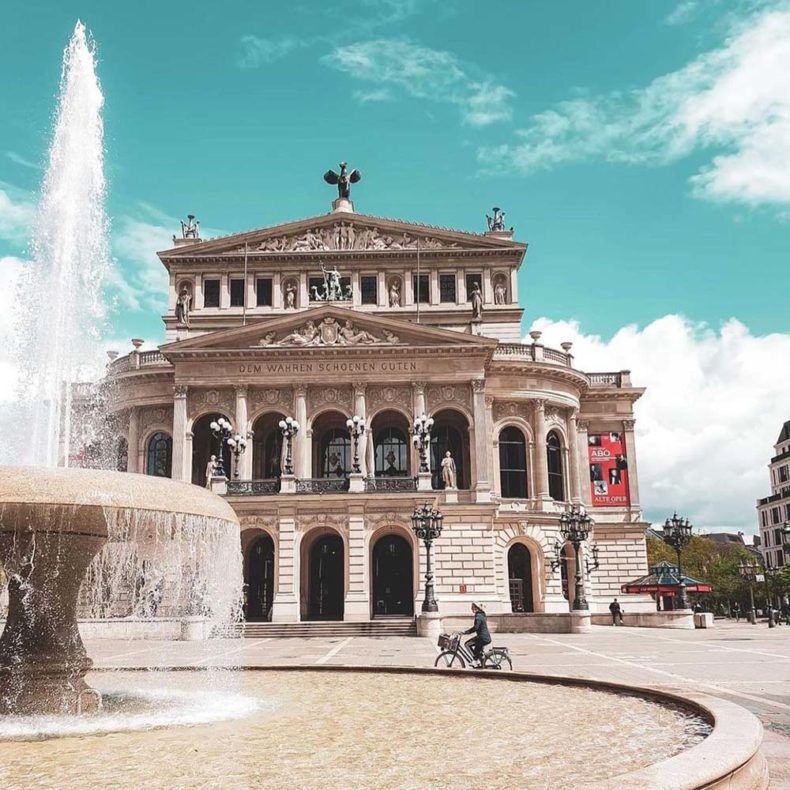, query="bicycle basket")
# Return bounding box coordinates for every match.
[437,633,458,650]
